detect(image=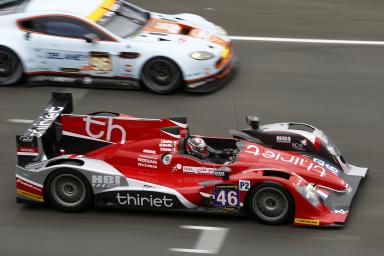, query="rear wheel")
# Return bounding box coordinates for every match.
[142,57,182,94]
[45,169,93,212]
[0,46,23,86]
[248,182,294,225]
